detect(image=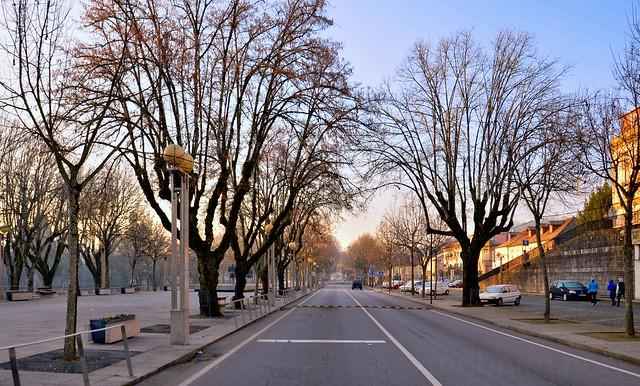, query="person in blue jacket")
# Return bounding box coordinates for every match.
[607,280,616,305]
[587,278,599,306]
